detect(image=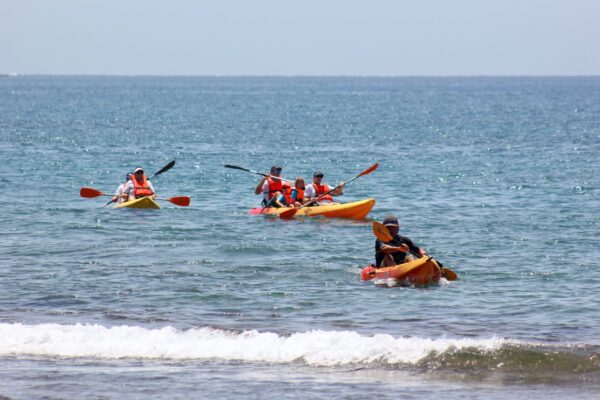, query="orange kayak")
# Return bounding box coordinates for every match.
[361,257,441,285]
[248,198,375,220]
